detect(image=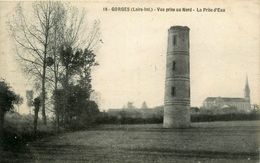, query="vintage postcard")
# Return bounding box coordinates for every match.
[0,0,259,162]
